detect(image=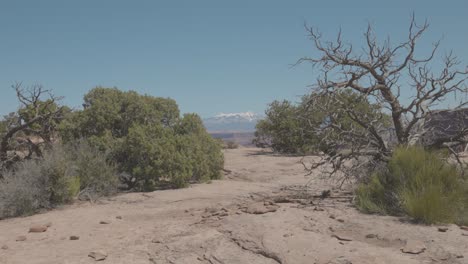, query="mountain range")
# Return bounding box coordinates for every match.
[203,112,263,132]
